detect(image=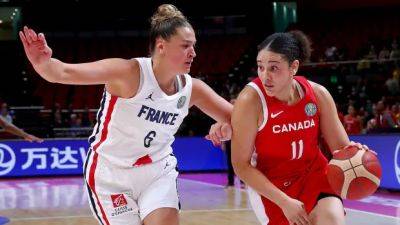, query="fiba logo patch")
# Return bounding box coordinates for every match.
[177,96,186,109]
[110,193,133,217]
[304,103,317,117]
[394,140,400,185]
[0,143,16,176]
